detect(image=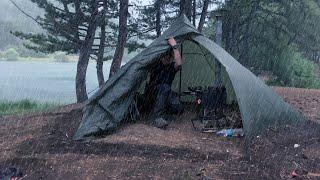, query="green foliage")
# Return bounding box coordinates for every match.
[10,0,93,54]
[12,32,76,54]
[0,99,58,115]
[53,51,69,62]
[126,41,146,53]
[290,54,316,88]
[17,46,47,58]
[3,48,19,61]
[4,45,48,58]
[132,0,179,40]
[202,18,216,40]
[219,0,320,88]
[267,47,320,88]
